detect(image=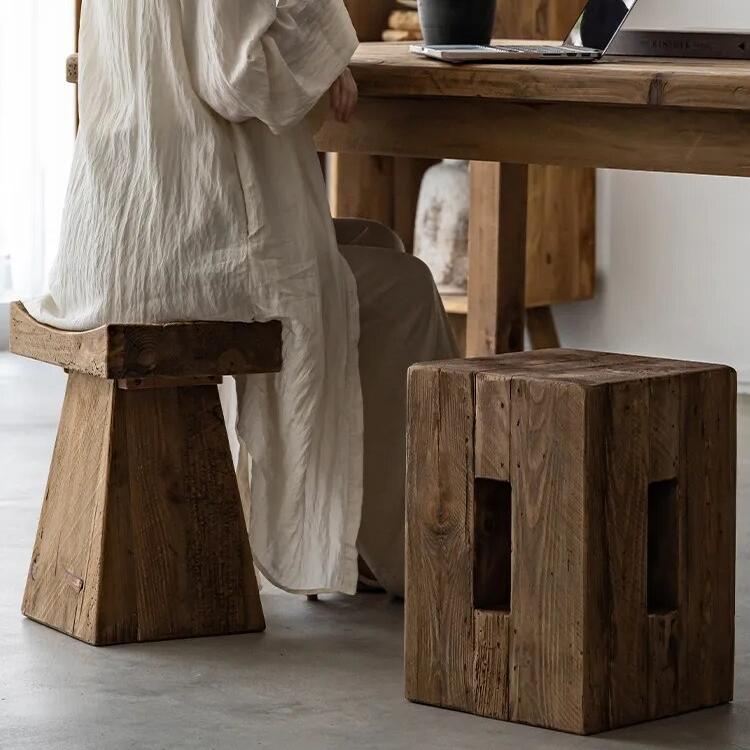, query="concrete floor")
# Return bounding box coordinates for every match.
[1,352,749,750]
